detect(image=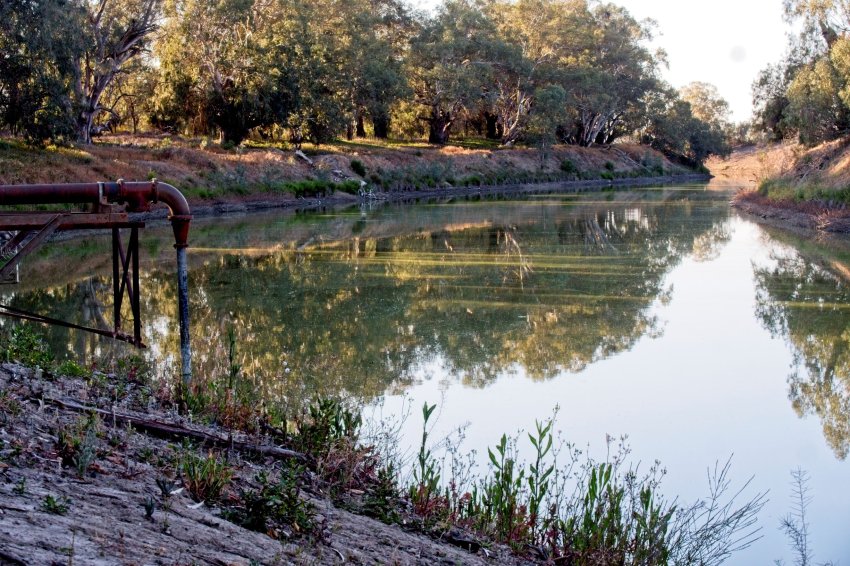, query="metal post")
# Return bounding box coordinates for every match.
[130,227,141,347]
[176,245,192,385]
[112,228,121,332]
